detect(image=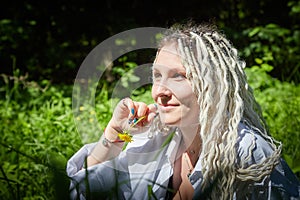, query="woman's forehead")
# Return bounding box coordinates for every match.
[157,43,179,56]
[155,44,180,62]
[154,44,187,70]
